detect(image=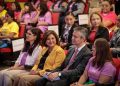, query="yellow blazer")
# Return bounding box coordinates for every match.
[32,45,66,76]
